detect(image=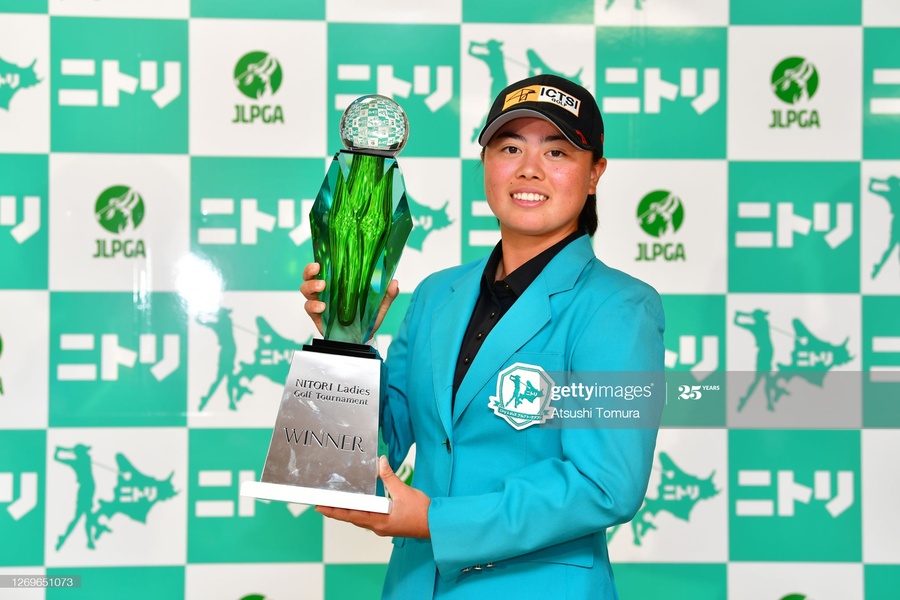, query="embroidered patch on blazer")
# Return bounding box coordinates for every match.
[488,362,557,430]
